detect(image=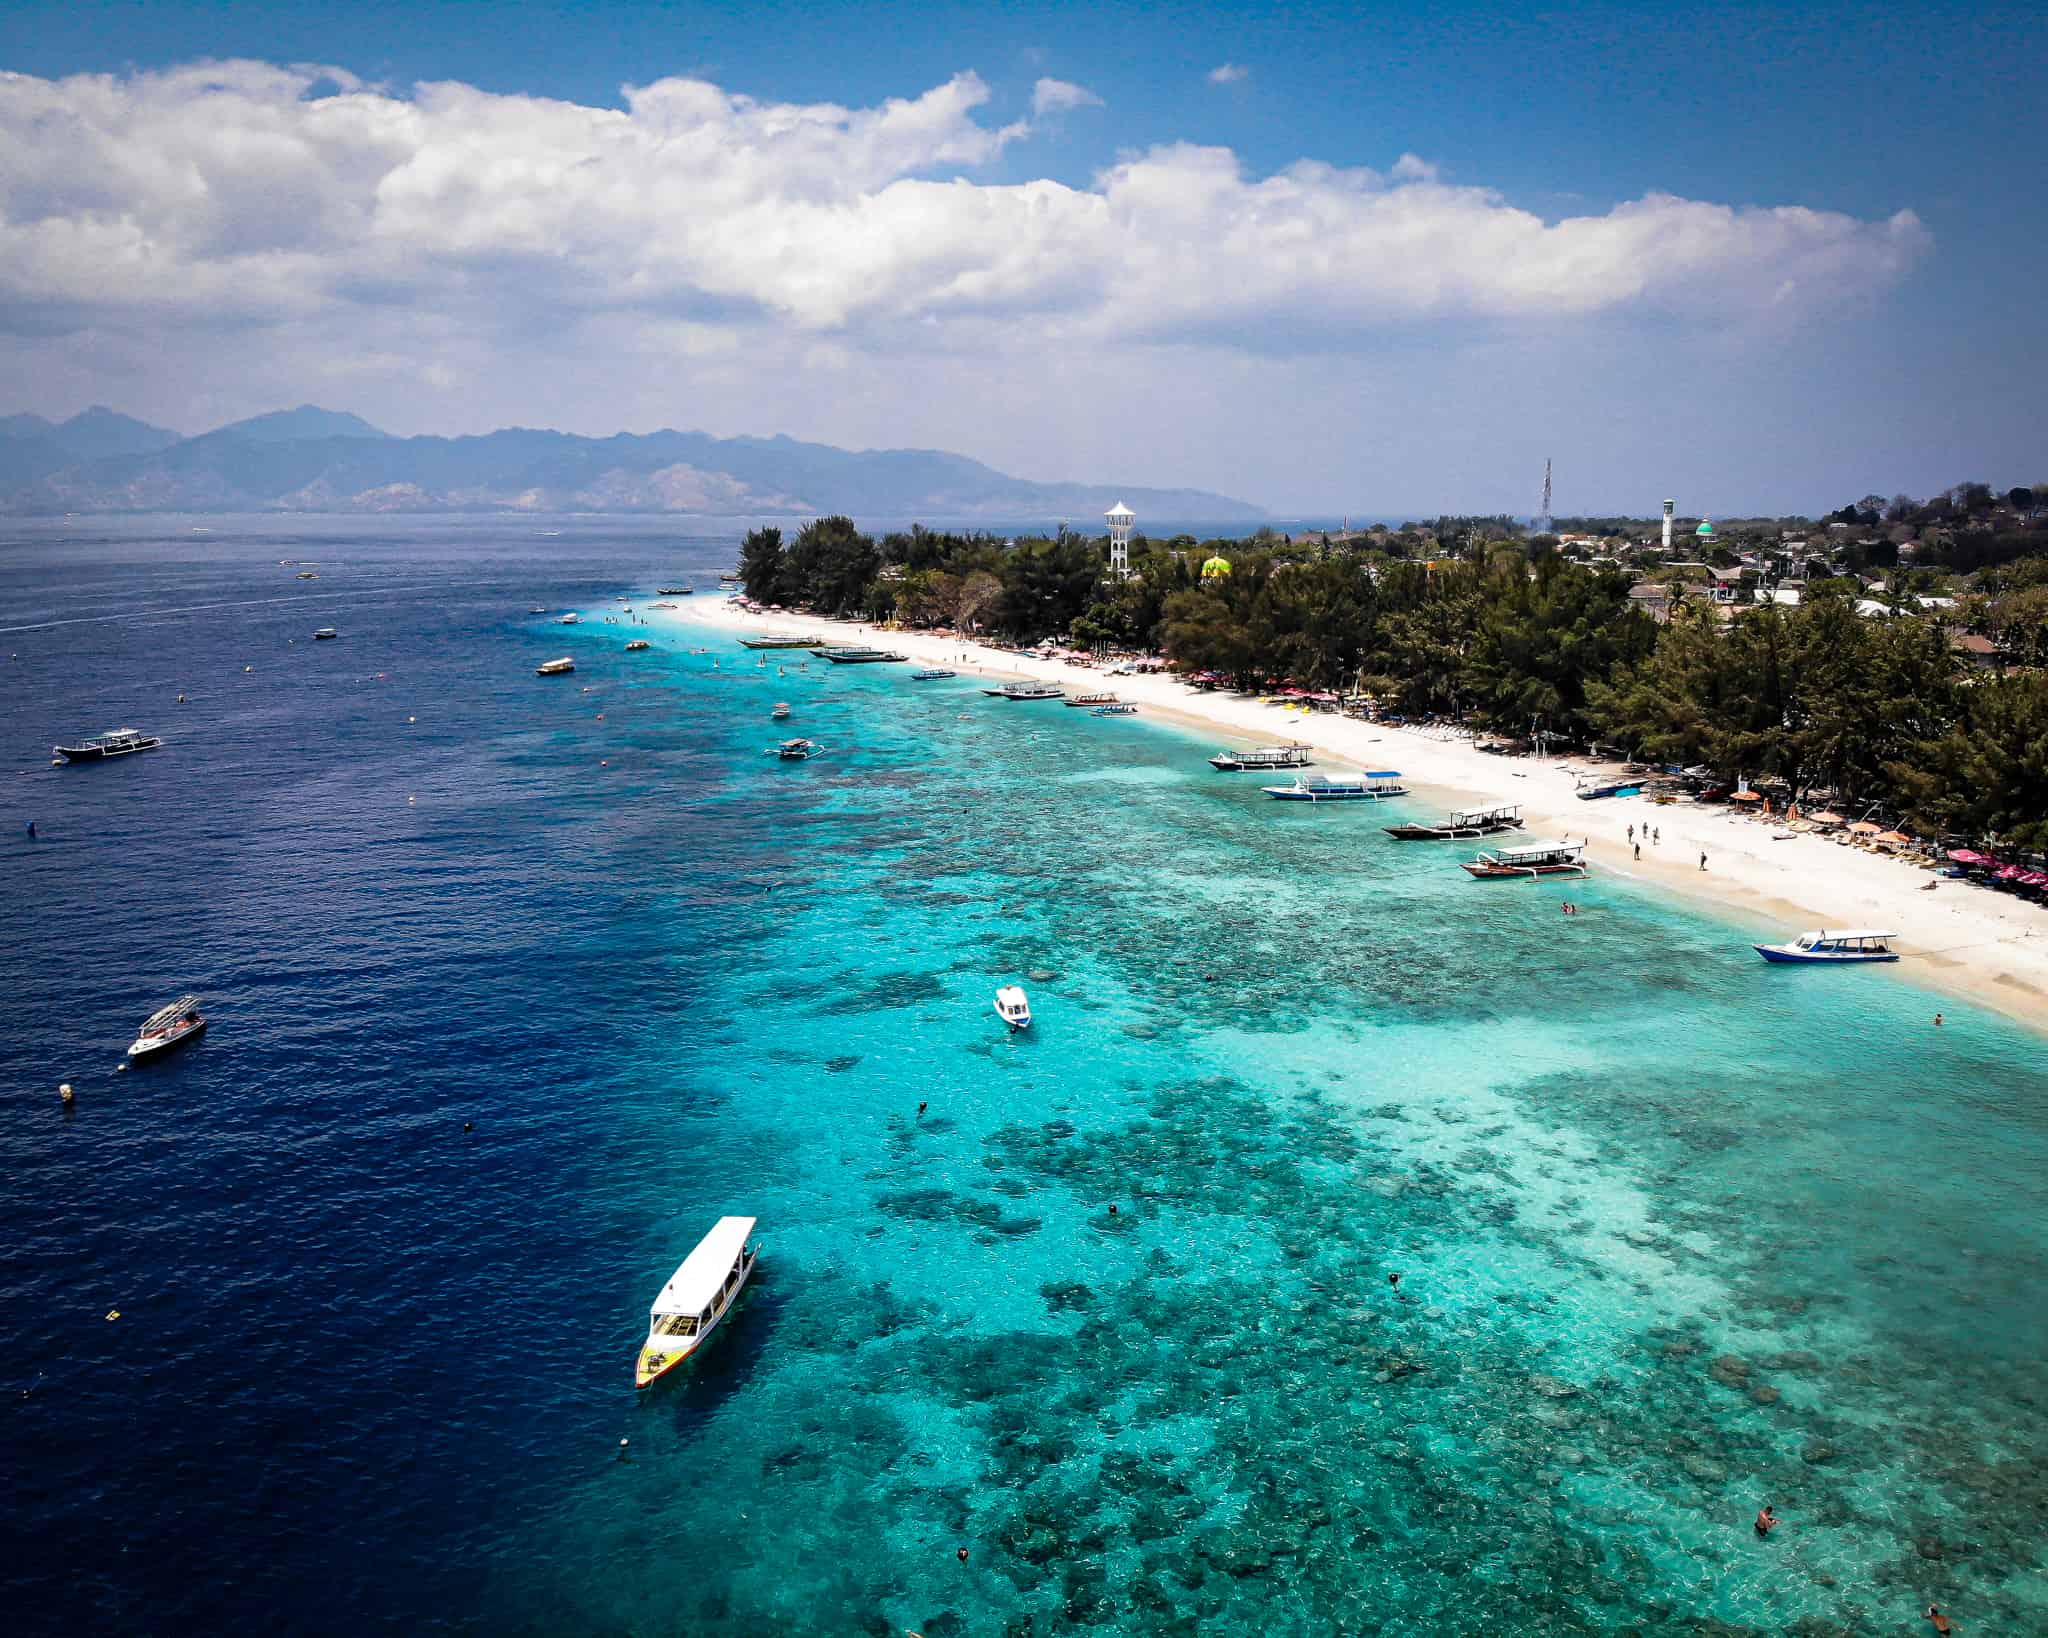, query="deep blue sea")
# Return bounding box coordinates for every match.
[5,517,2047,1636]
